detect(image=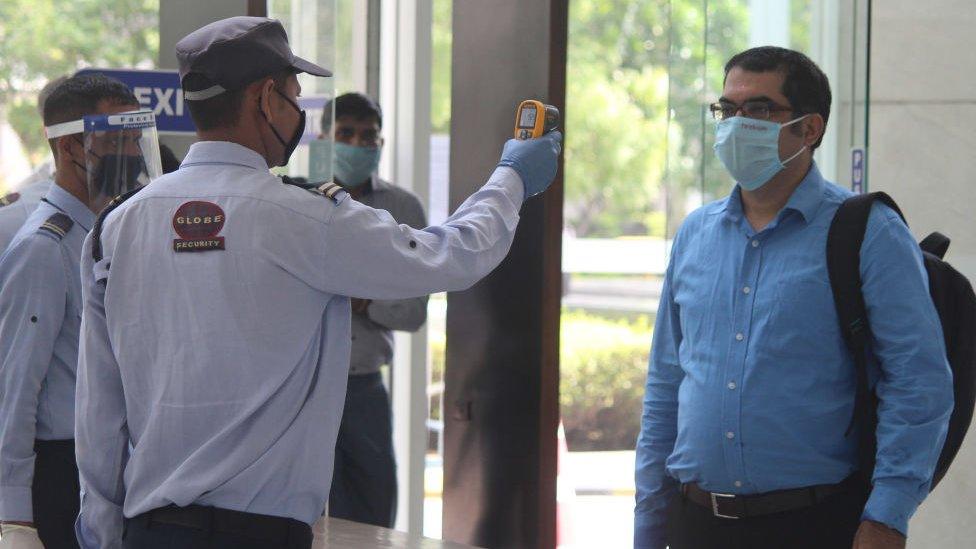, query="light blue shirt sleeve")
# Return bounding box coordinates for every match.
[0,233,66,522]
[75,235,128,549]
[859,204,954,535]
[634,233,684,549]
[276,167,525,300]
[362,188,429,332]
